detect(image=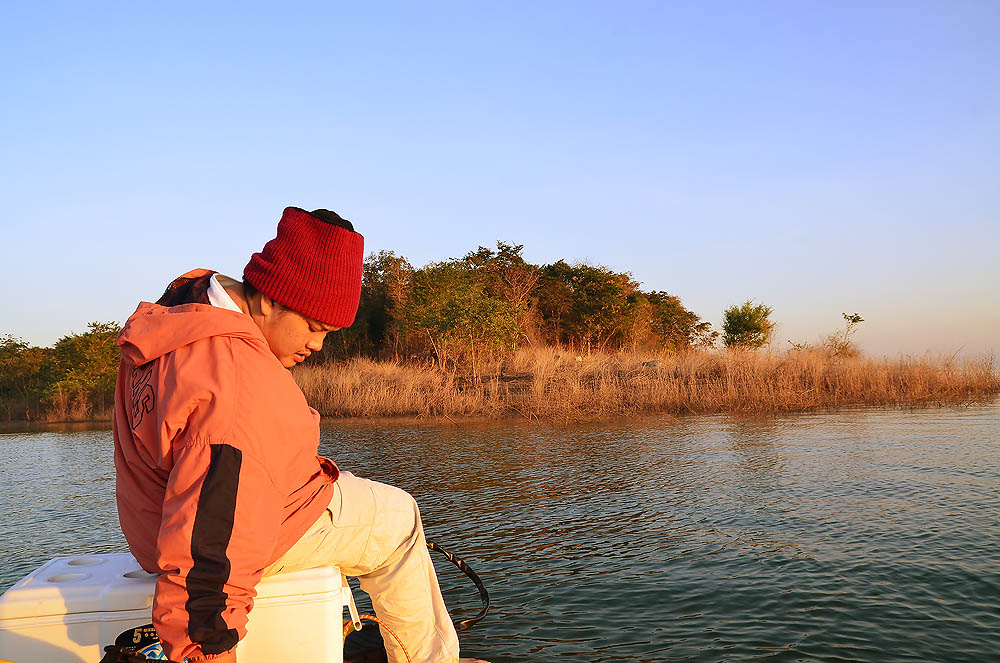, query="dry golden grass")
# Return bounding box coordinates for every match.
[40,392,111,423]
[293,347,1000,422]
